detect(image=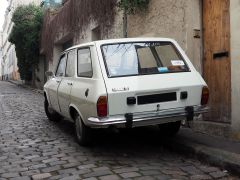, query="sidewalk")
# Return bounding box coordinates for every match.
[8,80,44,94]
[8,79,24,86]
[170,128,240,176]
